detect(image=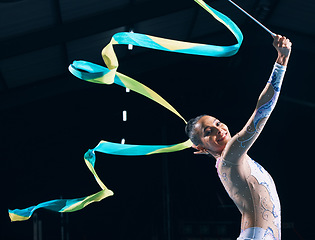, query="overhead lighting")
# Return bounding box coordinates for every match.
[122,110,127,121]
[128,30,134,50]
